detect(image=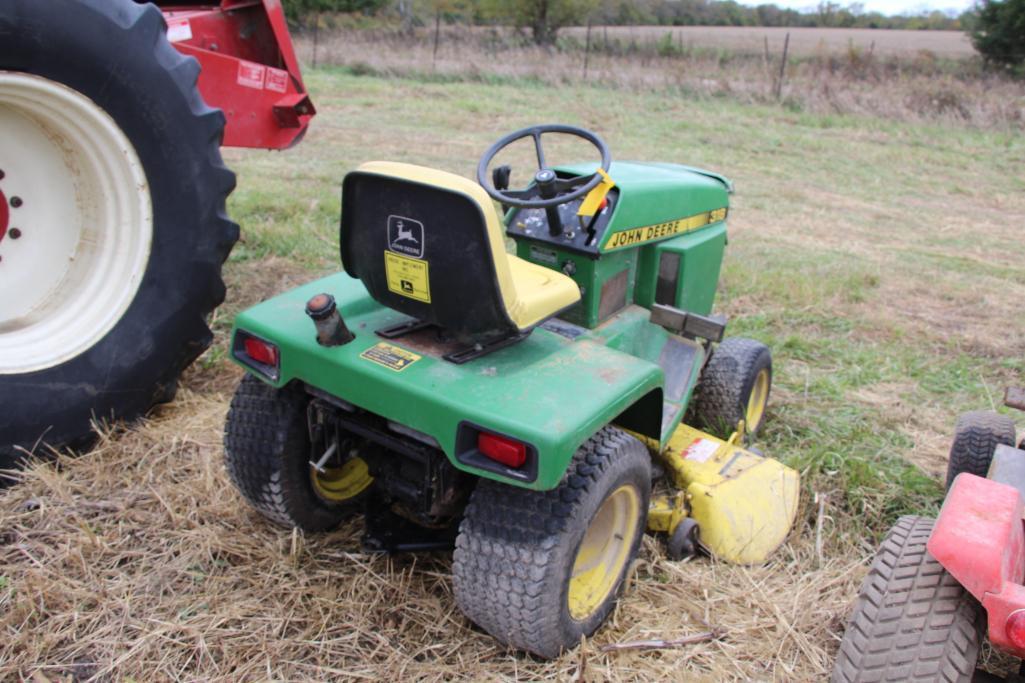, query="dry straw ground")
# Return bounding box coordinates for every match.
[2,30,1025,681]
